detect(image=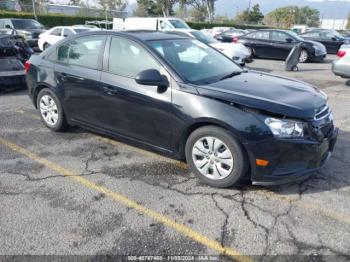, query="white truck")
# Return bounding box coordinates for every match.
[113,17,190,31]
